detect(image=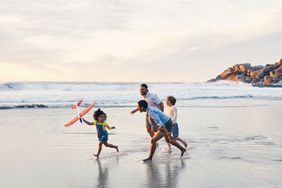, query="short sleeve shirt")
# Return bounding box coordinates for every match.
[141,92,162,109]
[147,106,170,127]
[92,120,108,131]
